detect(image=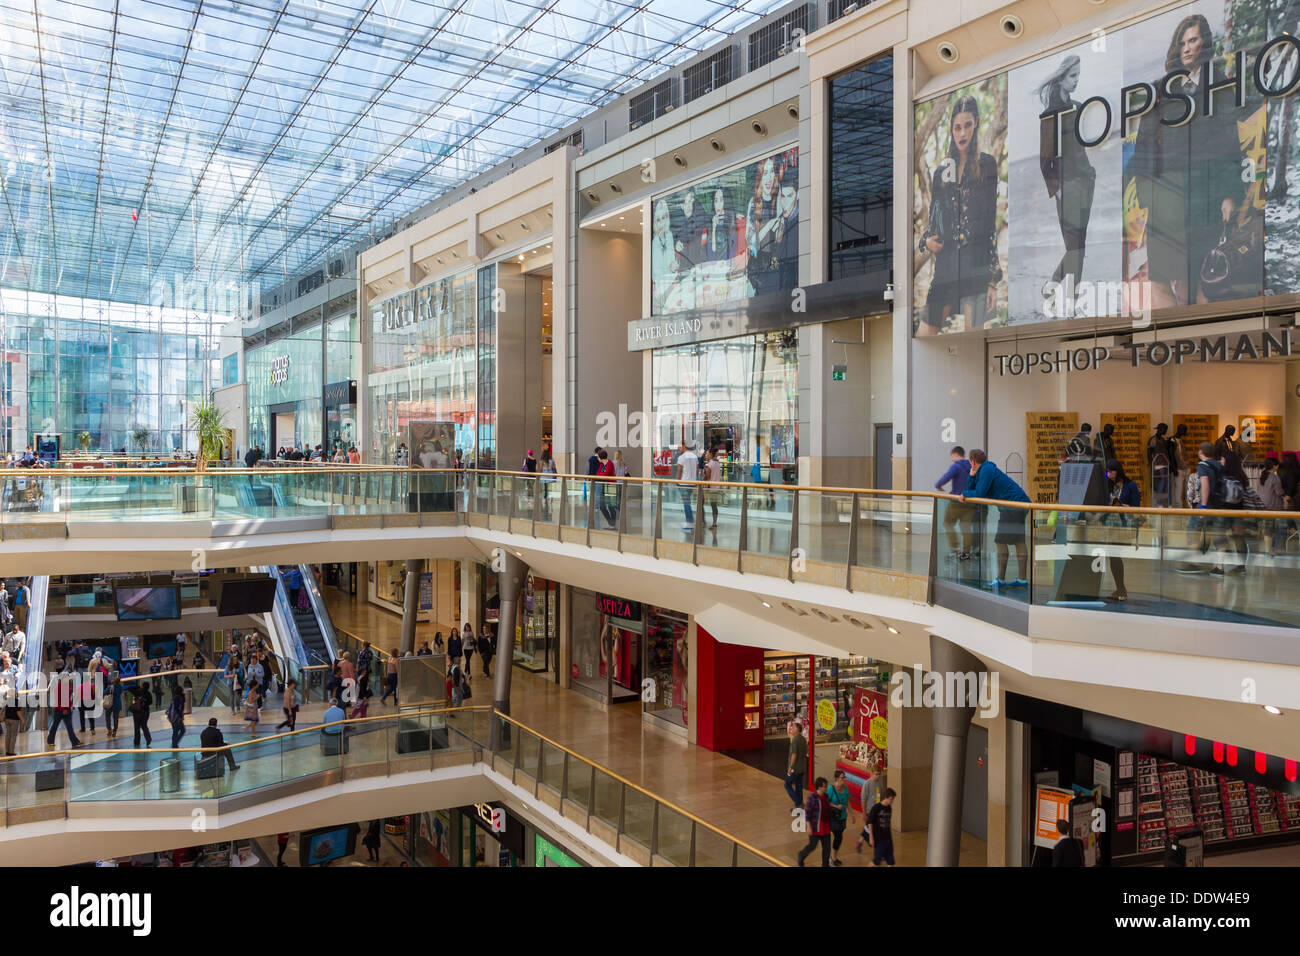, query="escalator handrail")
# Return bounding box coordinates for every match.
[17,576,47,692]
[298,564,339,663]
